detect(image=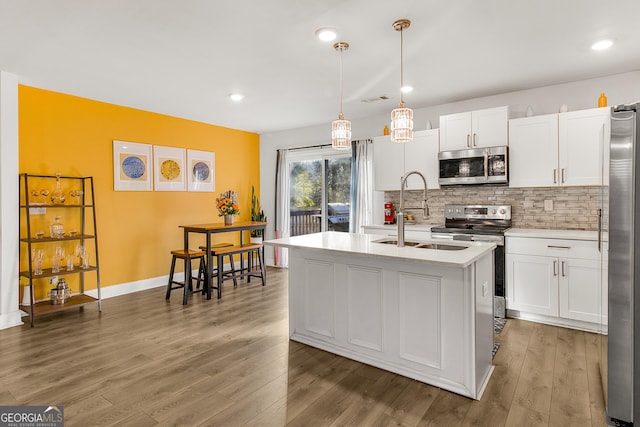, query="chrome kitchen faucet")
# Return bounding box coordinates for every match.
[397,171,429,247]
